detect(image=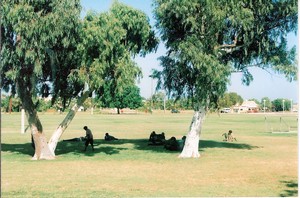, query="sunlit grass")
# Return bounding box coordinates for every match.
[1,111,298,197]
